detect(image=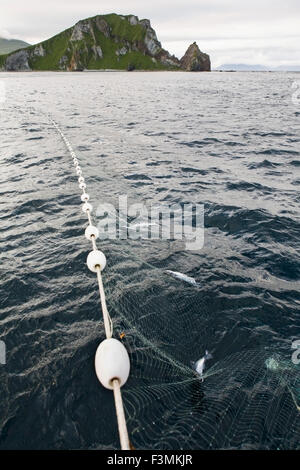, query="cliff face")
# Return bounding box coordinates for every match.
[0,14,210,72]
[180,42,211,71]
